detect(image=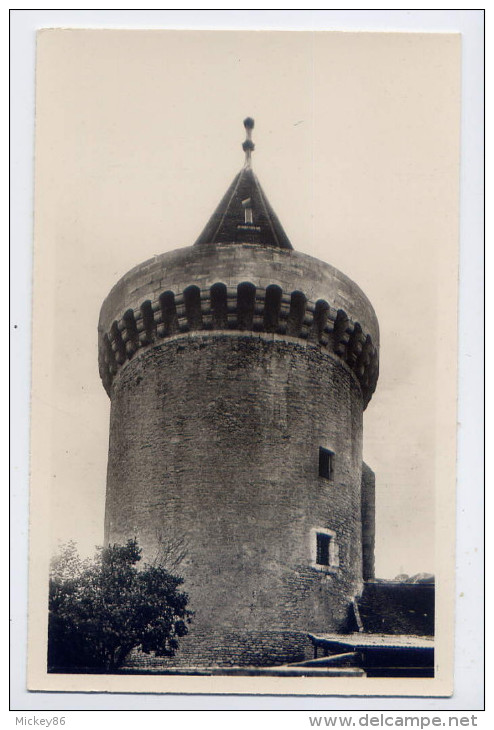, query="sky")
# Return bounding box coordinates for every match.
[31,29,461,579]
